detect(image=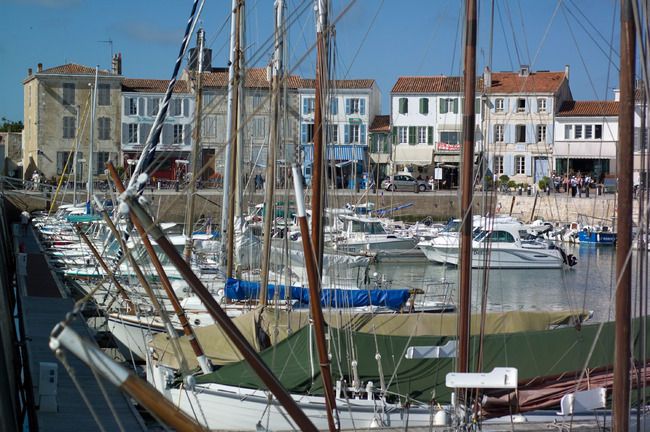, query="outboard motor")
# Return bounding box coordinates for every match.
[557,246,578,267]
